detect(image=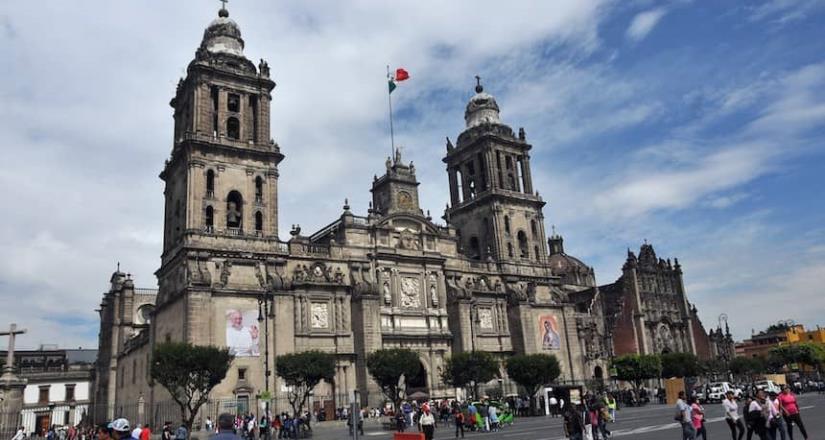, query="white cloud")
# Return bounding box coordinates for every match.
[748,0,825,26]
[626,8,667,43]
